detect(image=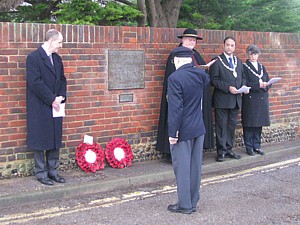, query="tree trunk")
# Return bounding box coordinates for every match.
[137,0,147,27]
[145,0,182,27]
